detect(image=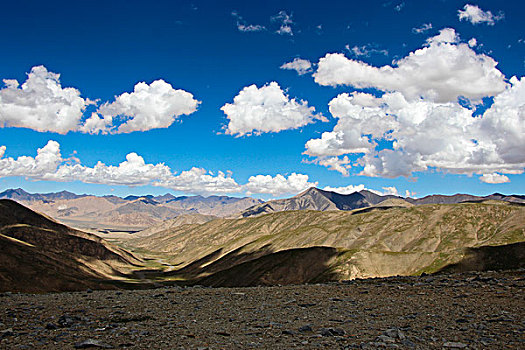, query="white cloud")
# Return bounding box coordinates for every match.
[458,4,504,25]
[238,24,266,32]
[52,152,173,186]
[323,184,366,194]
[244,173,317,196]
[157,168,240,194]
[308,29,524,179]
[0,66,88,134]
[480,173,510,184]
[0,140,320,197]
[412,23,433,34]
[280,58,313,75]
[0,140,62,178]
[95,80,200,134]
[317,156,352,176]
[426,28,458,44]
[221,82,325,136]
[314,28,506,103]
[304,92,396,159]
[231,11,266,32]
[346,44,388,58]
[0,66,200,134]
[271,10,294,36]
[468,38,477,47]
[323,184,406,197]
[305,77,525,179]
